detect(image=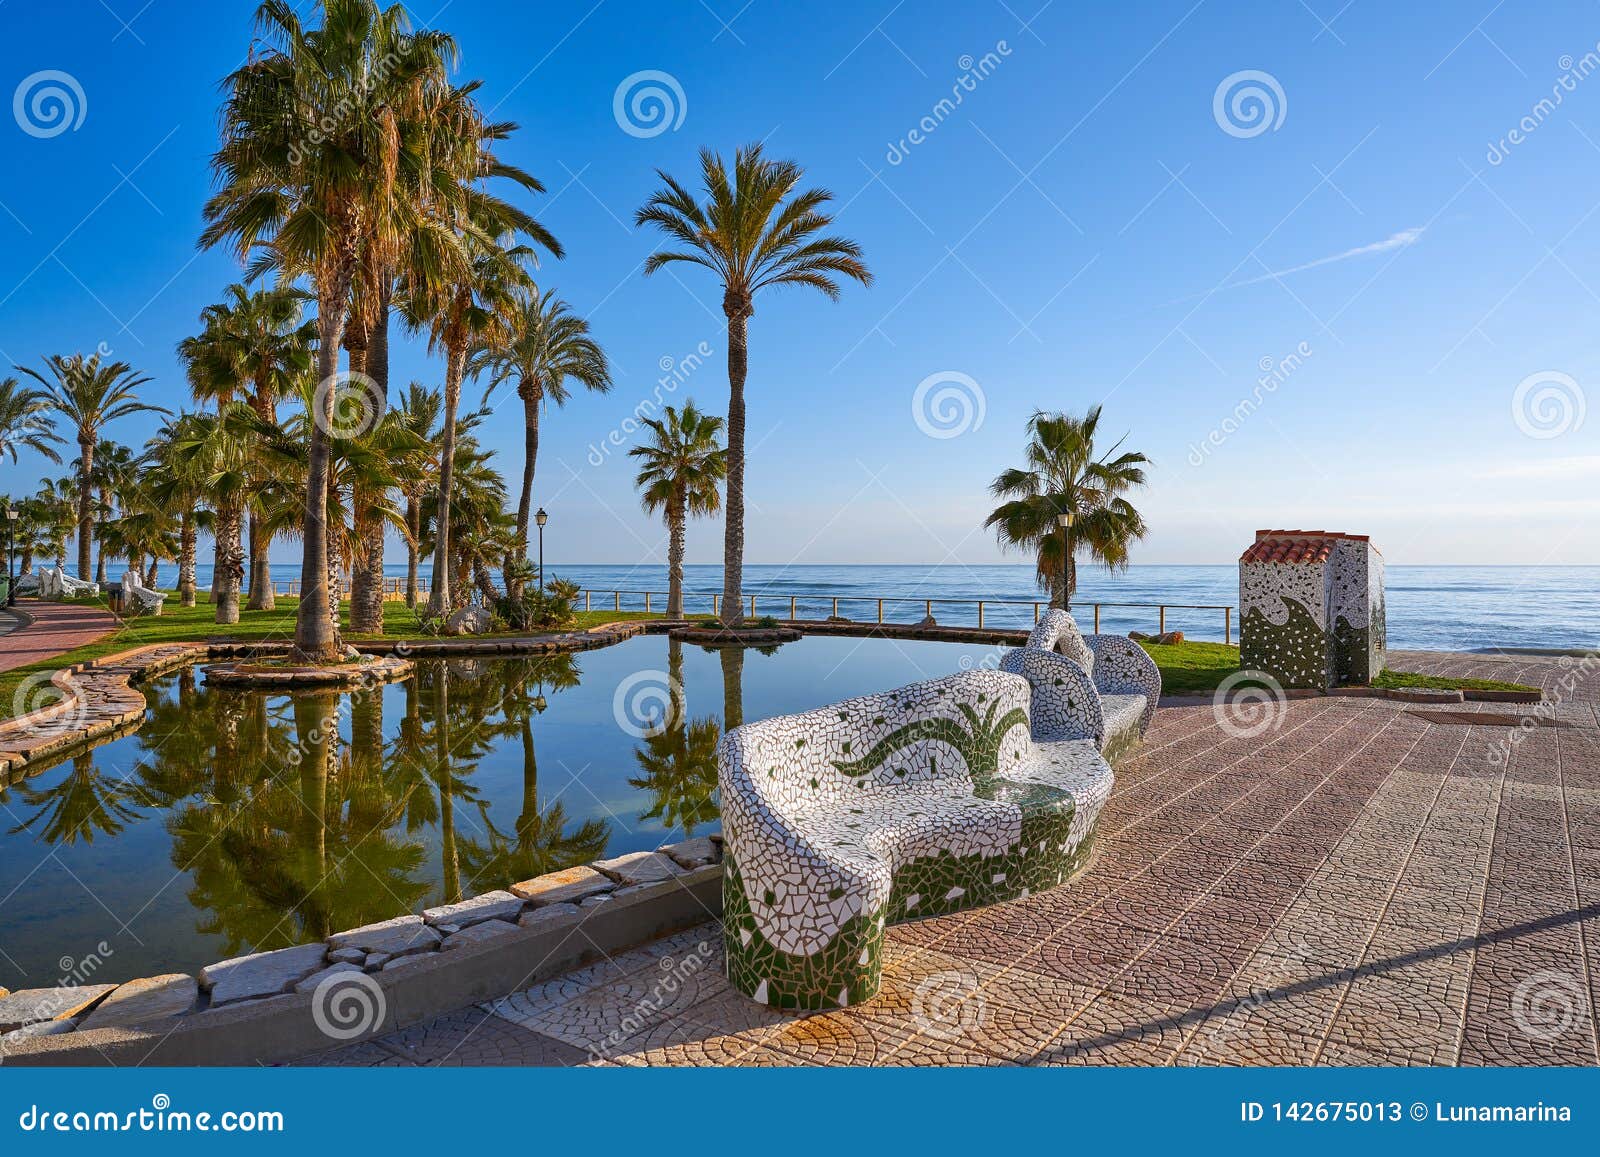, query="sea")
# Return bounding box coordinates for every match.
[129,562,1600,653]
